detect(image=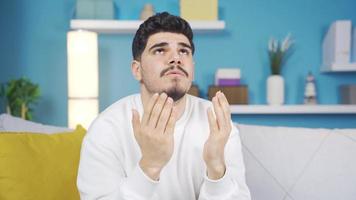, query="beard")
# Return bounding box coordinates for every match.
[141,77,190,102]
[164,82,187,101]
[140,65,192,102]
